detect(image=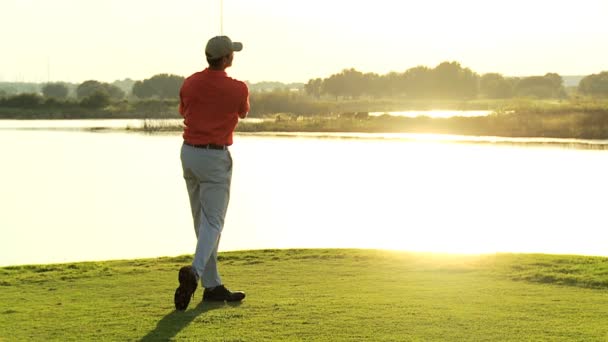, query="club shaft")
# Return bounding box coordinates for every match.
[220,0,223,35]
